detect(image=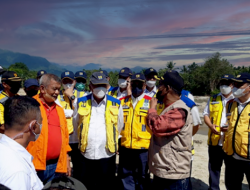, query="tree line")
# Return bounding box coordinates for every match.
[3,52,249,96]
